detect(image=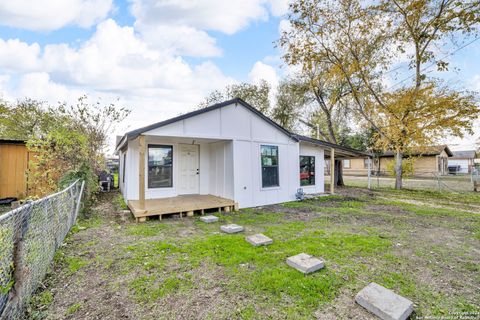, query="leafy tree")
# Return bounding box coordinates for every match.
[0,99,54,140]
[281,0,480,189]
[341,129,375,152]
[271,78,309,130]
[1,96,130,206]
[276,68,356,186]
[198,80,271,115]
